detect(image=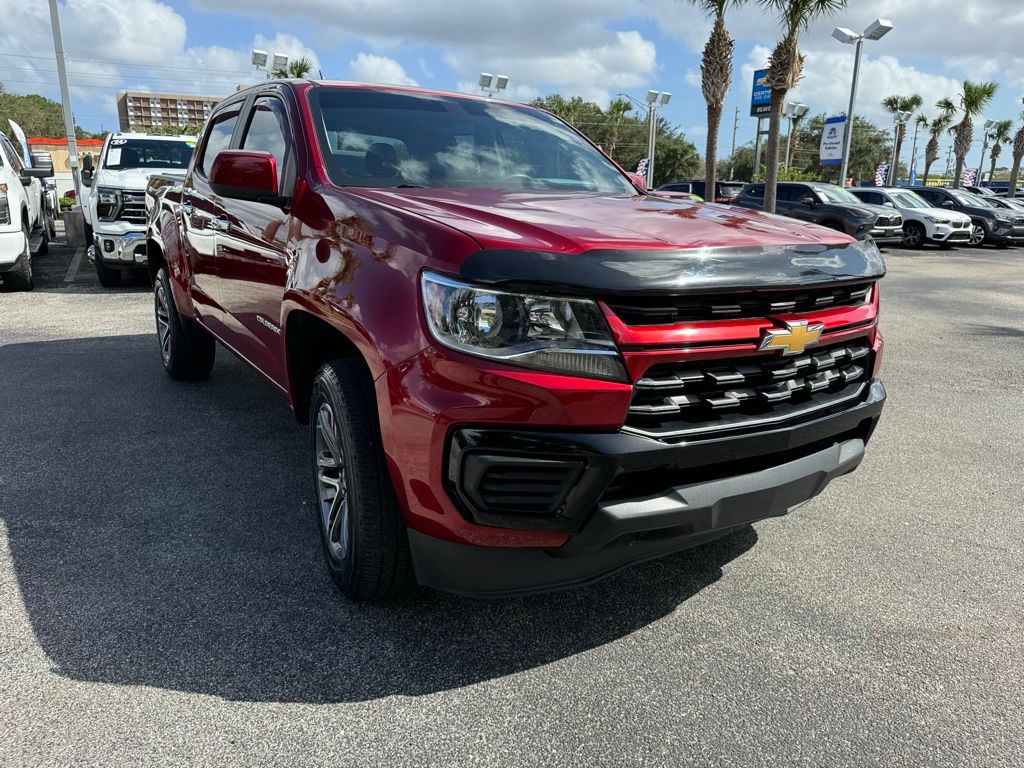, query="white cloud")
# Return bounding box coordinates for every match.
[348,53,418,86]
[740,45,963,125]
